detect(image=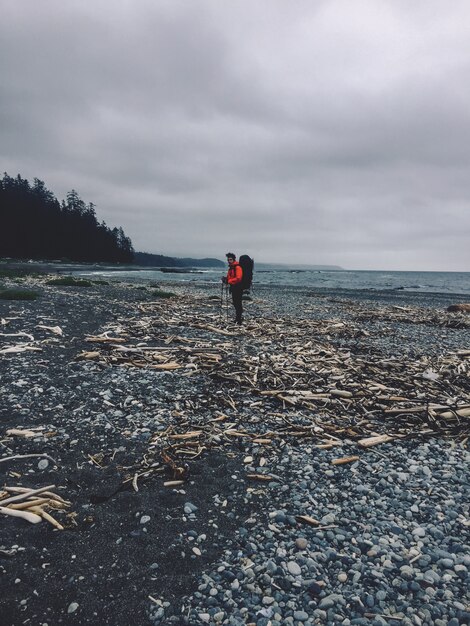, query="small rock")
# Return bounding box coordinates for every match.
[38,459,49,470]
[296,538,308,550]
[67,602,79,614]
[293,610,309,621]
[319,595,335,610]
[184,502,198,514]
[308,581,323,596]
[287,561,301,576]
[140,515,151,524]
